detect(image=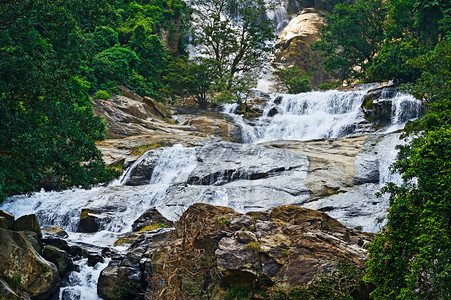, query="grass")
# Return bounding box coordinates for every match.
[131,143,163,157]
[138,223,171,232]
[245,241,261,252]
